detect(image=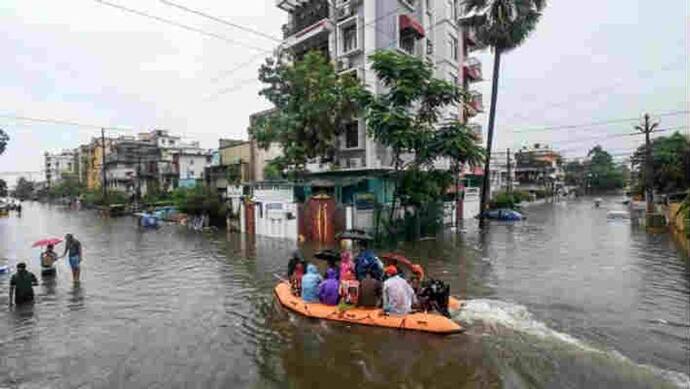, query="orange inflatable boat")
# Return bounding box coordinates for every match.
[274,282,464,334]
